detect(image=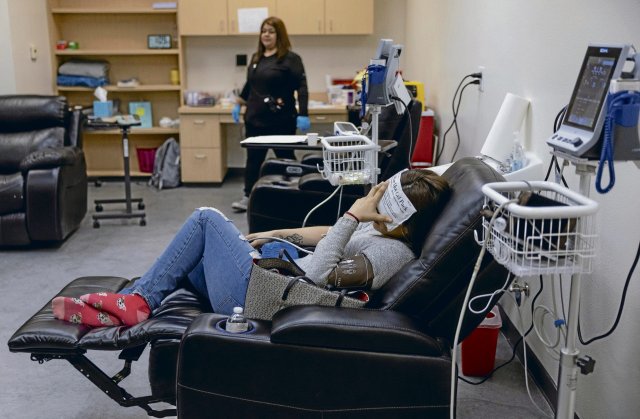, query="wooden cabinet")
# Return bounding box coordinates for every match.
[325,0,373,35]
[275,0,324,35]
[179,114,227,182]
[178,0,373,36]
[48,0,181,178]
[227,0,276,35]
[179,0,228,35]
